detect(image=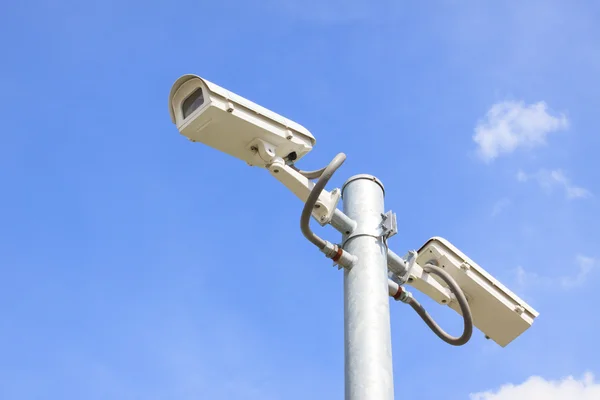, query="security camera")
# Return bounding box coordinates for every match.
[415,237,539,347]
[168,74,316,167]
